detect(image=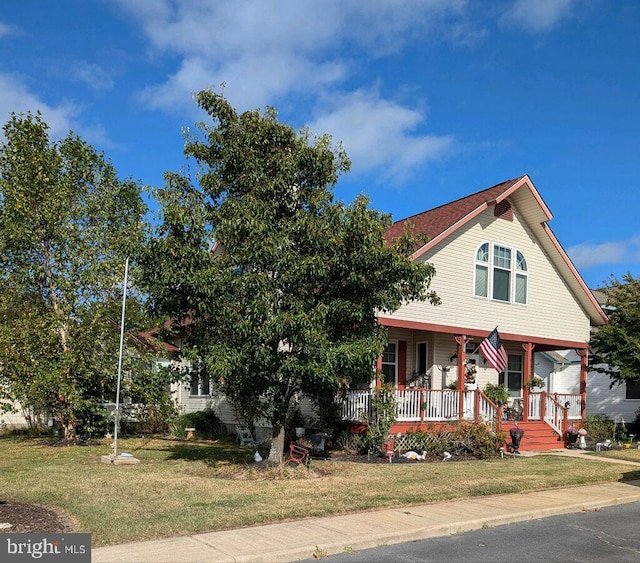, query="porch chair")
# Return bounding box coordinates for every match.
[287,442,310,466]
[235,425,258,447]
[509,399,524,421]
